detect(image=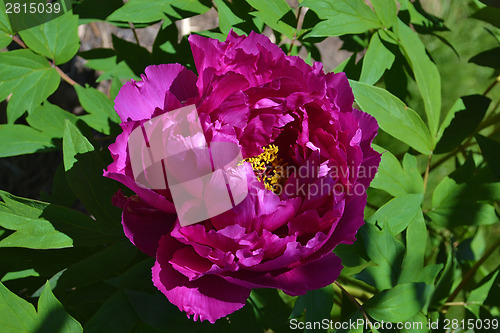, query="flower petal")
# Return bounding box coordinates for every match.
[115,64,198,122]
[153,235,250,323]
[225,252,342,296]
[120,194,176,257]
